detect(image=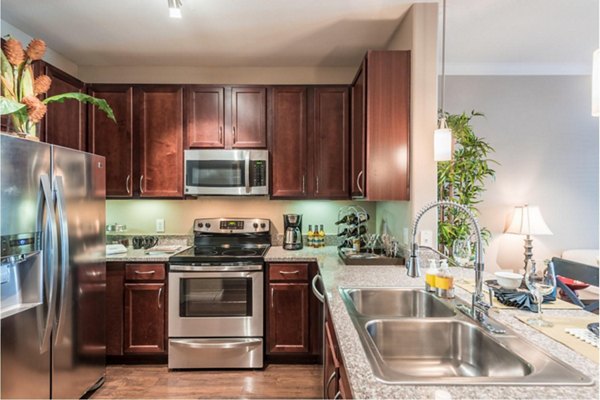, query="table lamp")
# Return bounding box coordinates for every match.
[505,204,552,268]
